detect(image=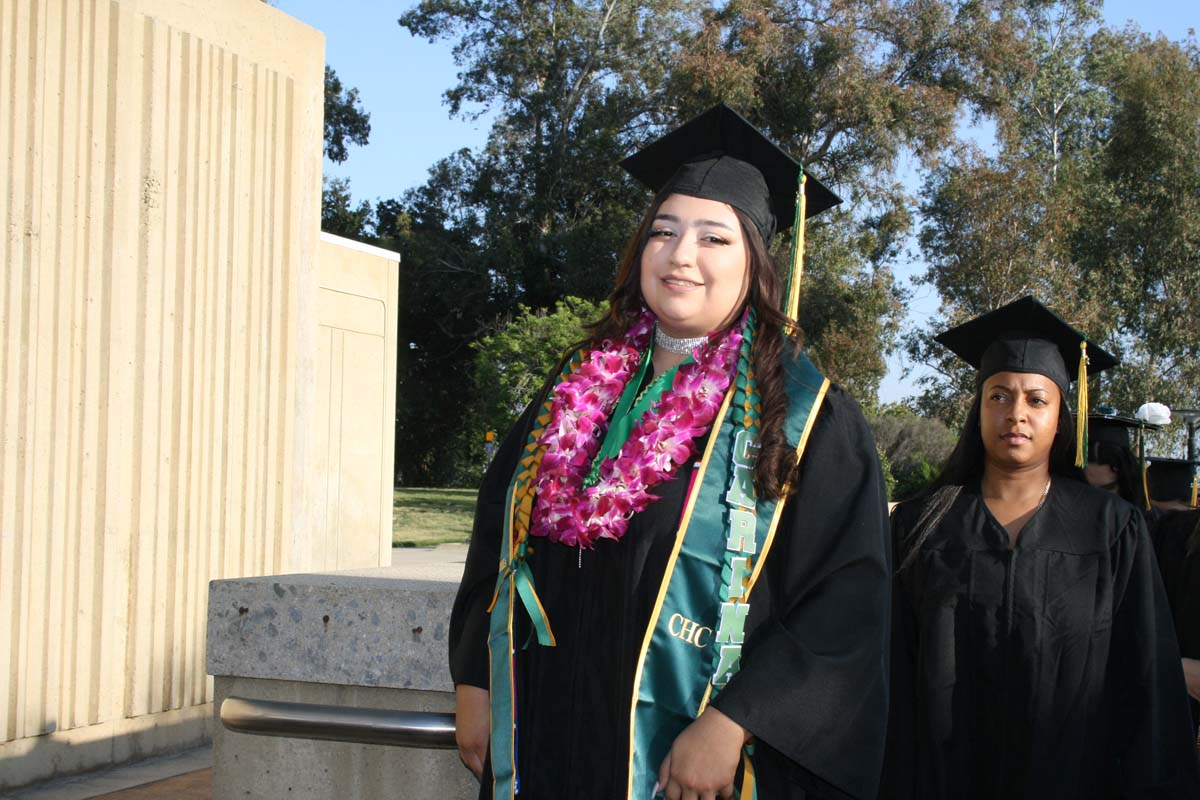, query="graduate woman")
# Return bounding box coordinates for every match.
[449,105,892,800]
[1153,507,1200,734]
[882,297,1200,799]
[1150,461,1200,736]
[1083,411,1158,515]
